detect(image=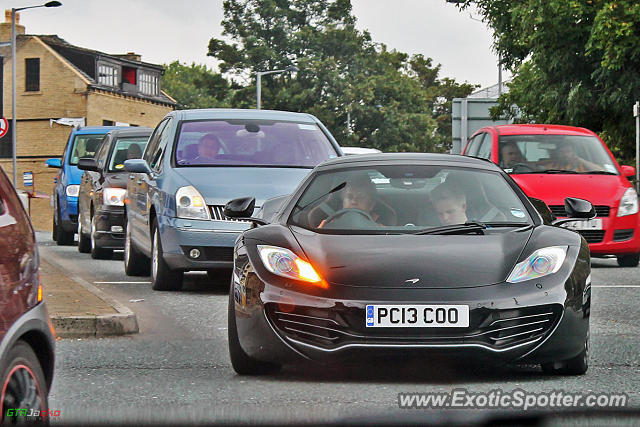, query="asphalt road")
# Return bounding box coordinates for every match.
[36,231,640,424]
